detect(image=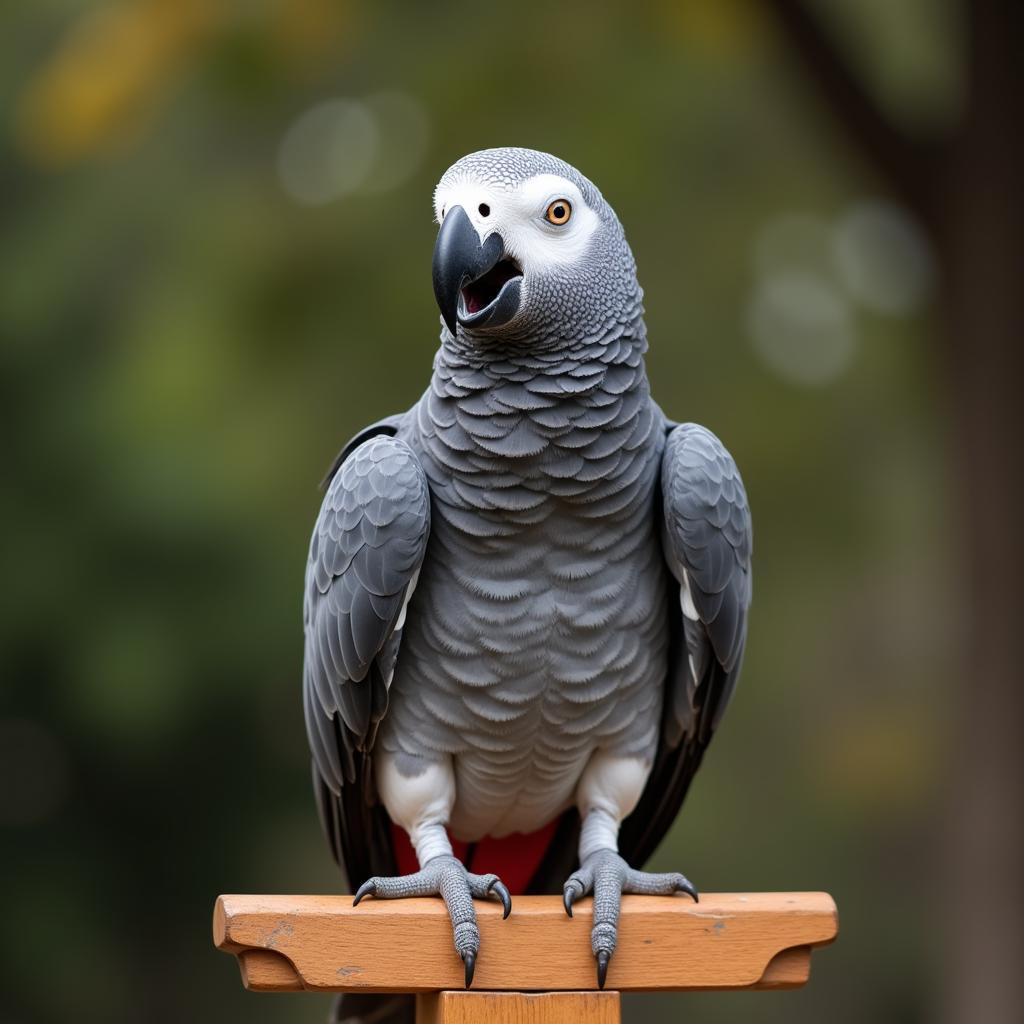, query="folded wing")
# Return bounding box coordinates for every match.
[303,430,430,880]
[619,422,752,865]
